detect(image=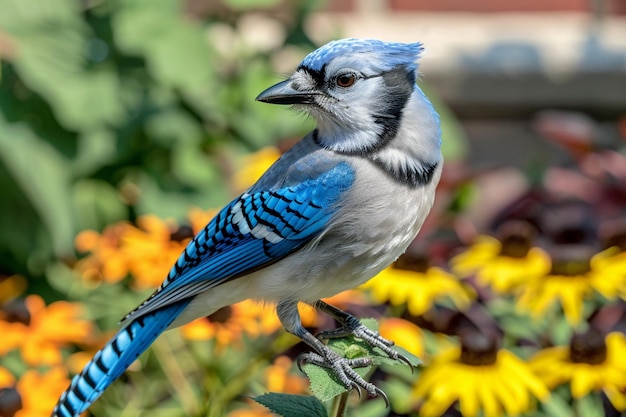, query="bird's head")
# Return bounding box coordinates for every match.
[256,38,431,155]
